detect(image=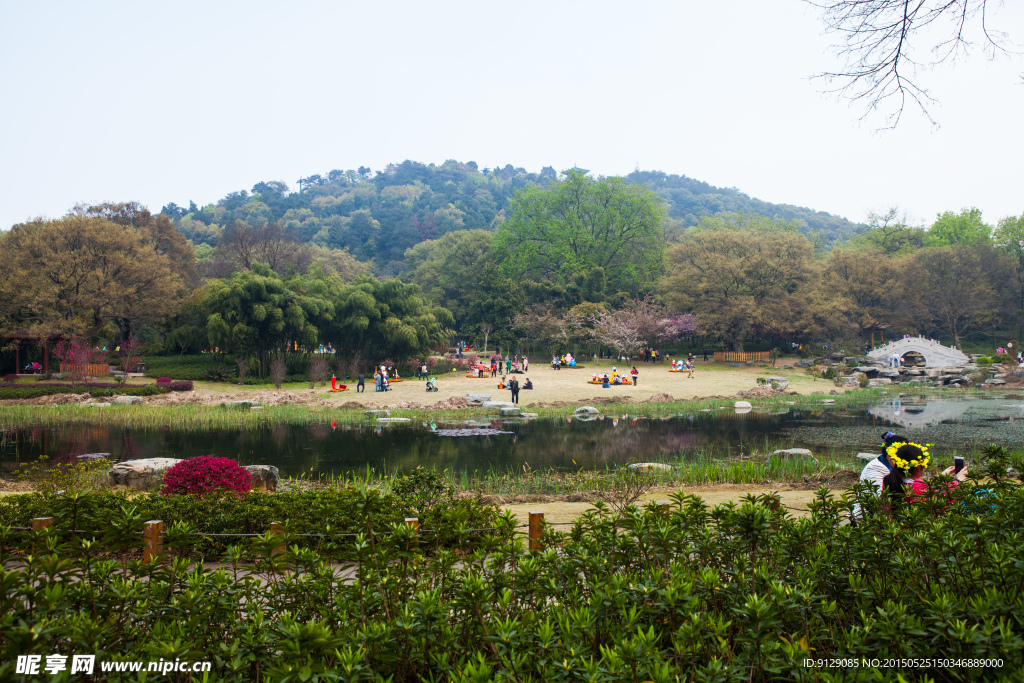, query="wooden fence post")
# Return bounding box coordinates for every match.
[529,511,544,553]
[143,520,163,564]
[269,521,284,556]
[32,517,53,531]
[404,517,419,552]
